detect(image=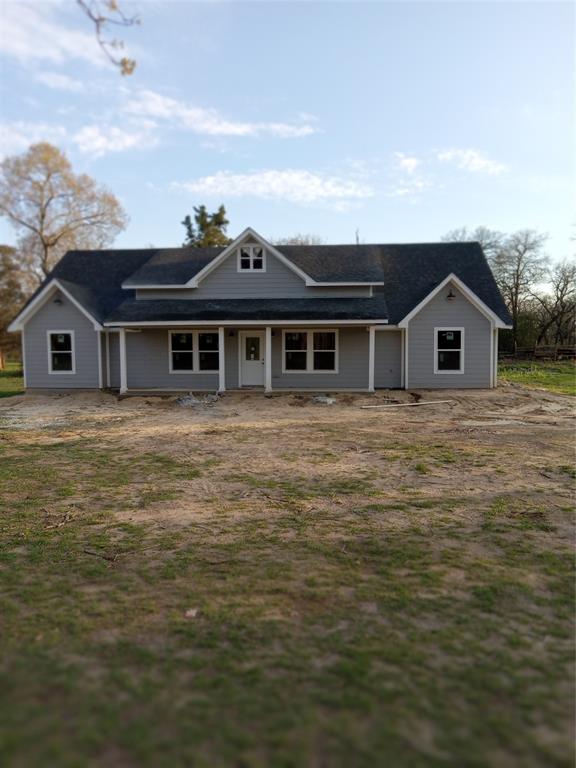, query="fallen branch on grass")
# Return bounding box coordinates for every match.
[82,548,118,563]
[360,400,455,409]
